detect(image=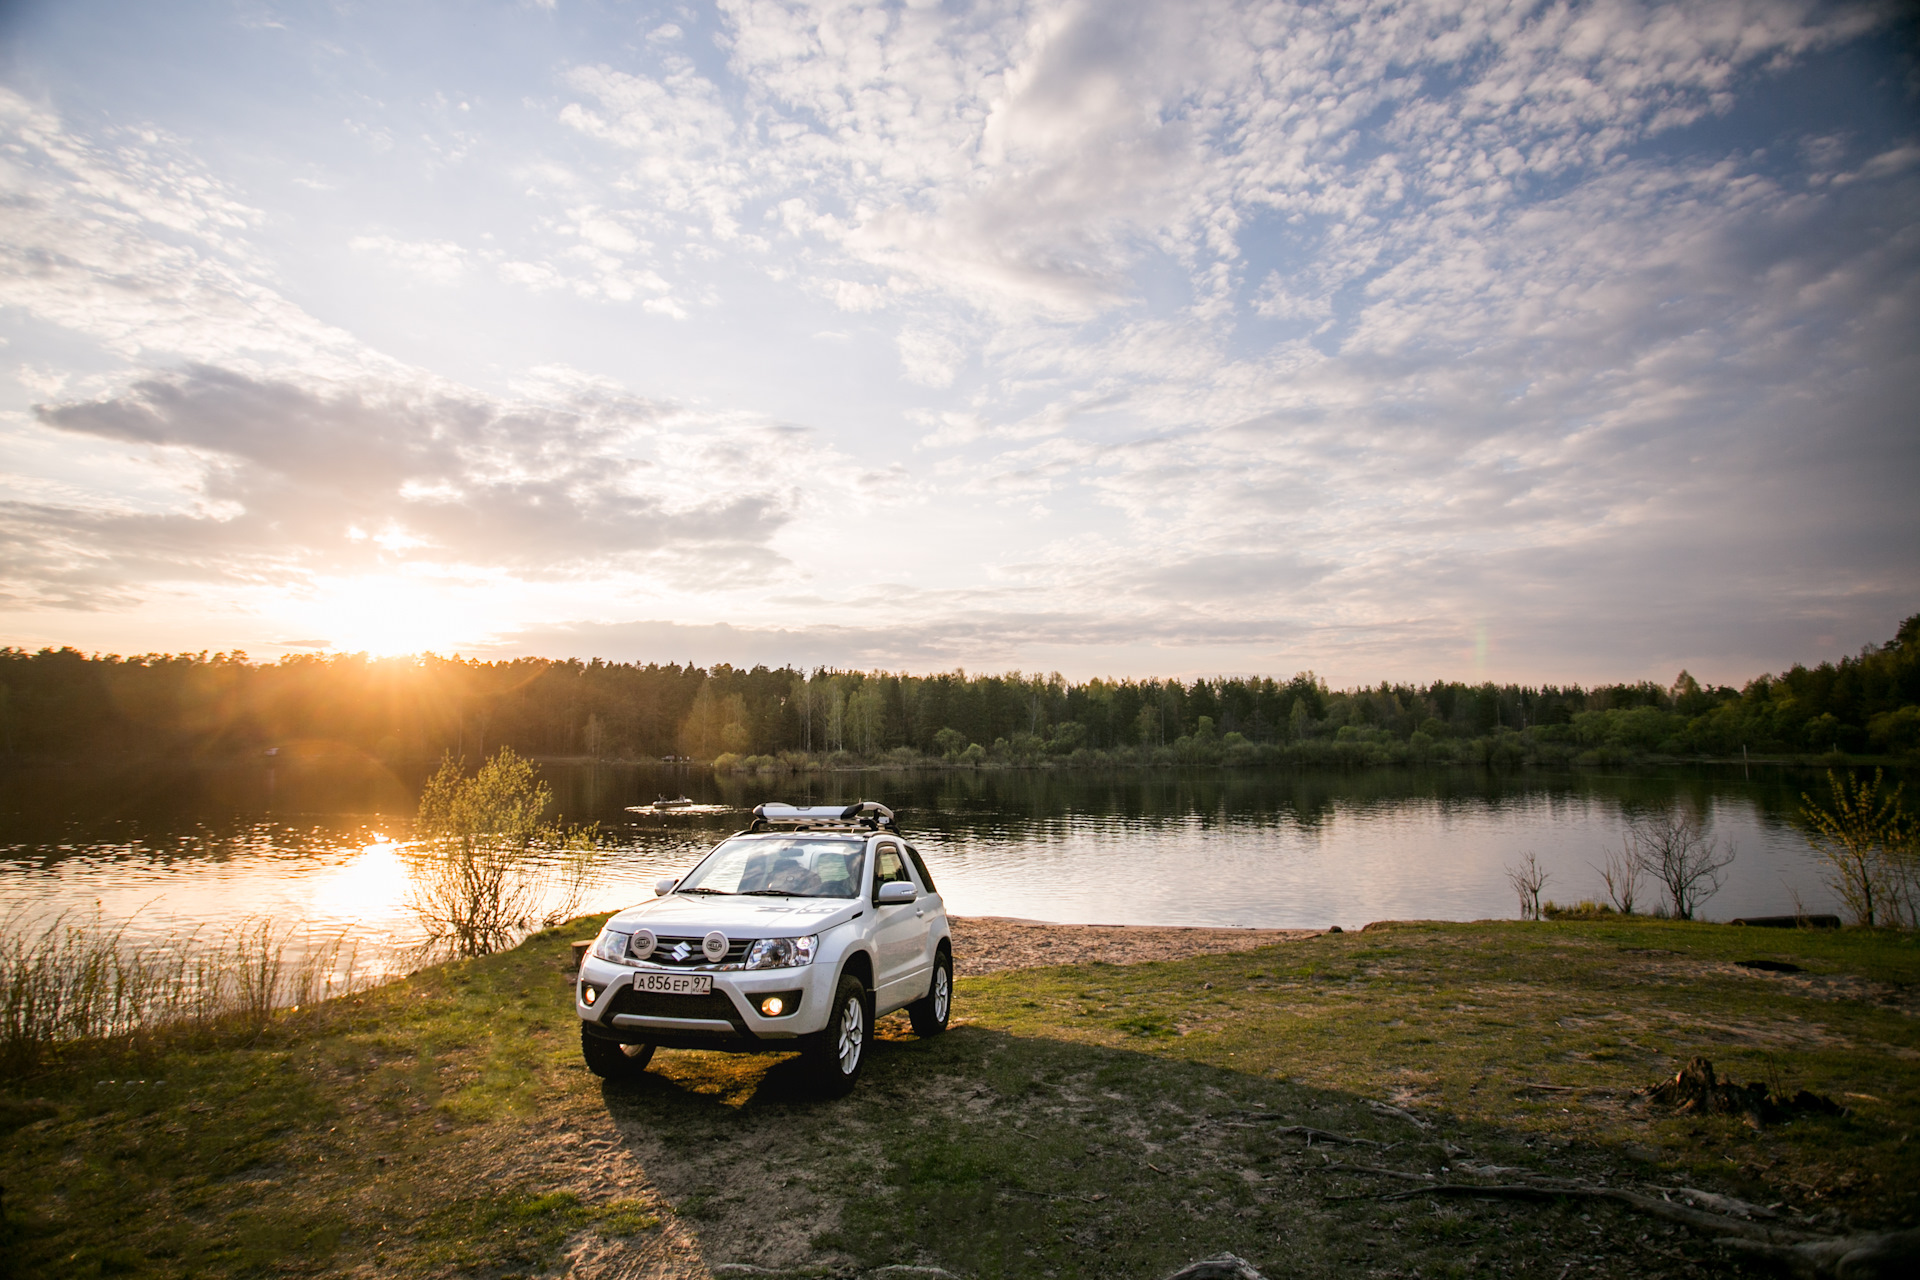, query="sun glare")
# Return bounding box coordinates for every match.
[288,575,496,657]
[307,840,413,924]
